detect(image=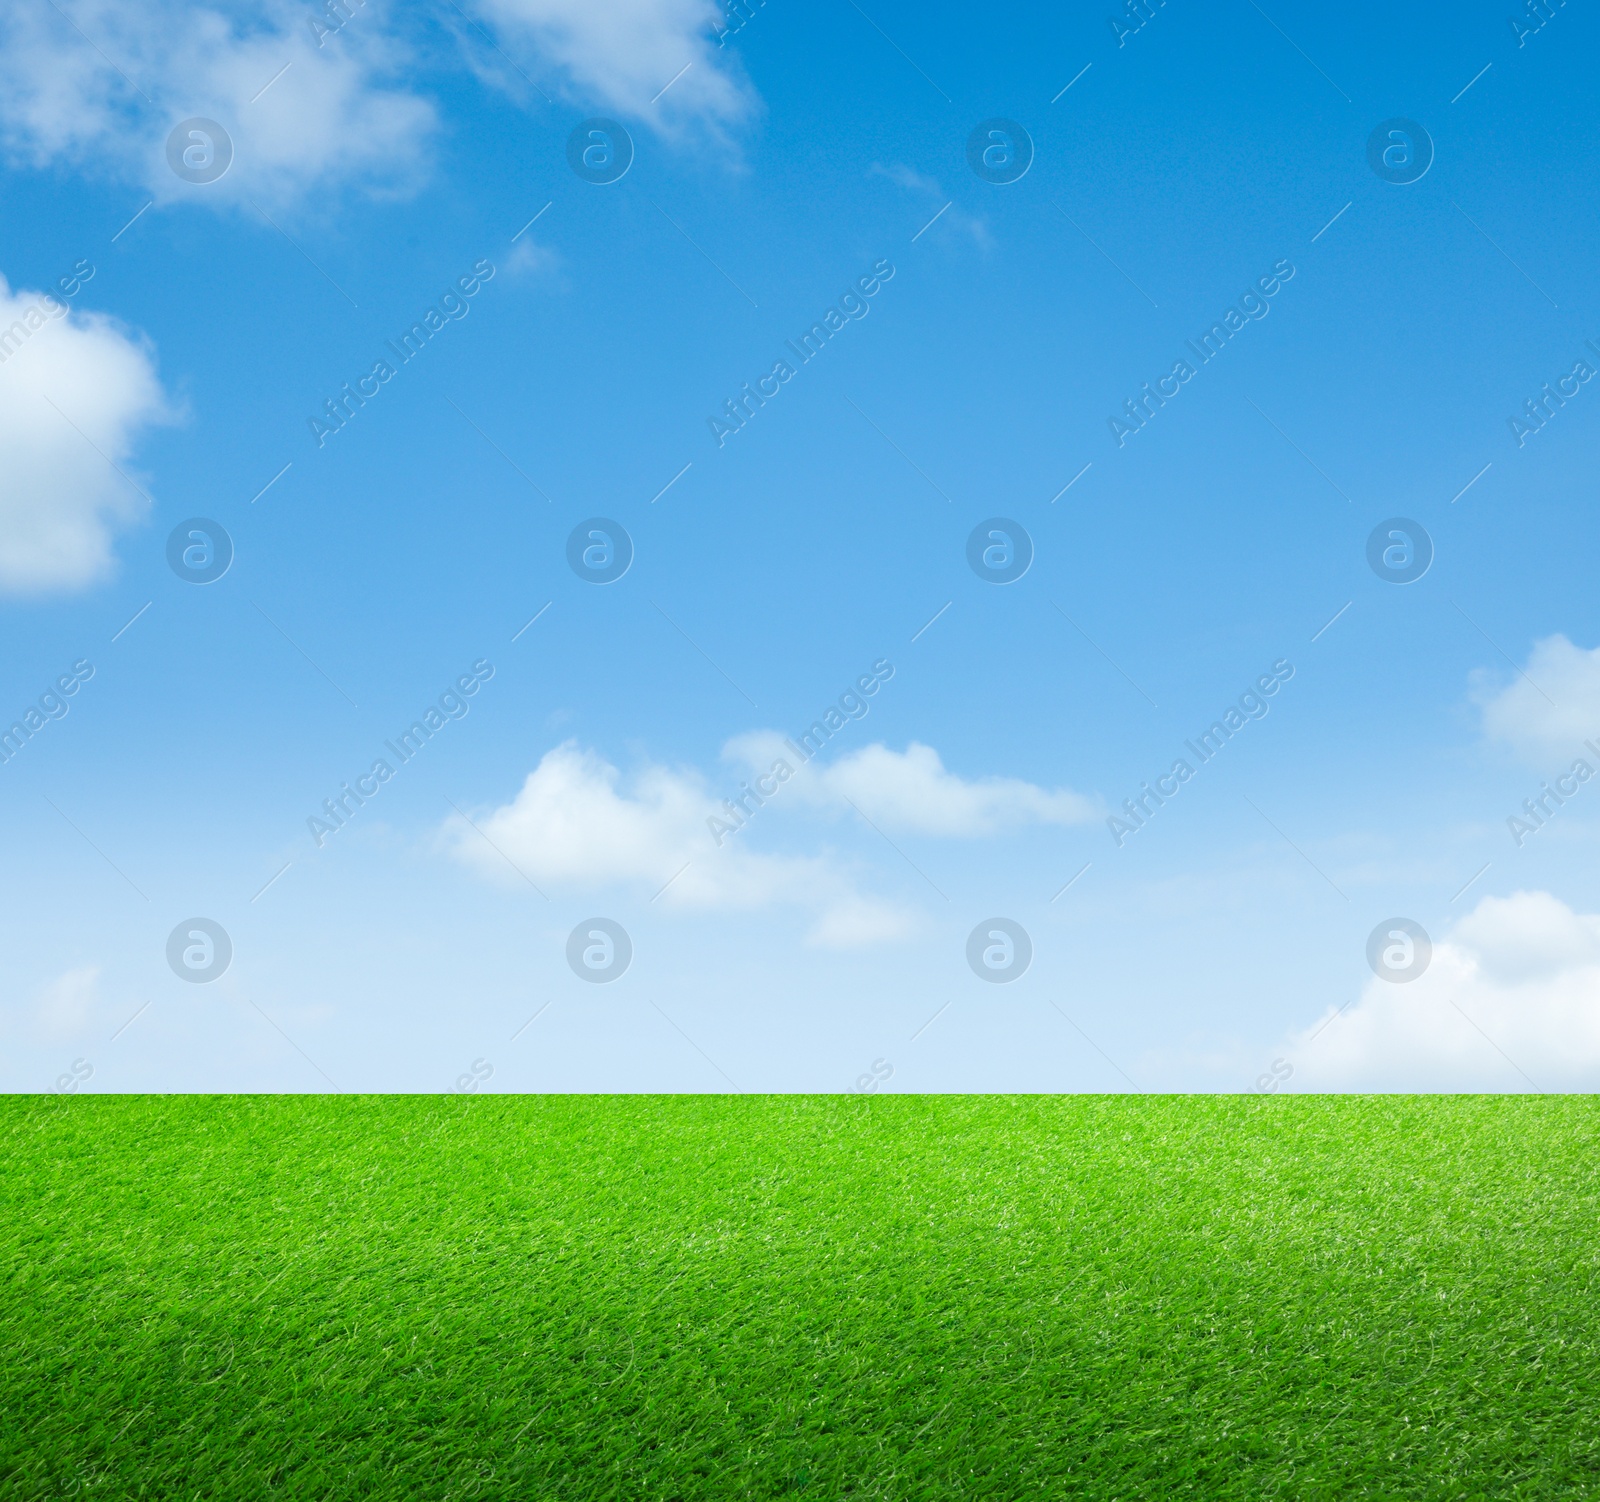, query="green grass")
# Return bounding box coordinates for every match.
[3,1097,1599,1499]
